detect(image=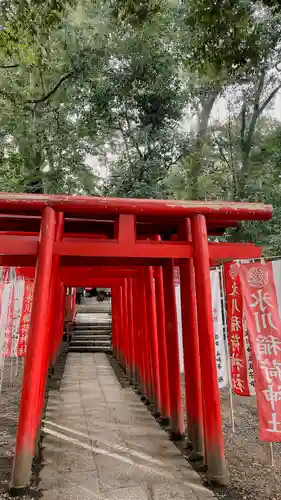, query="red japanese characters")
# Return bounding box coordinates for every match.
[239,262,281,441]
[225,262,254,396]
